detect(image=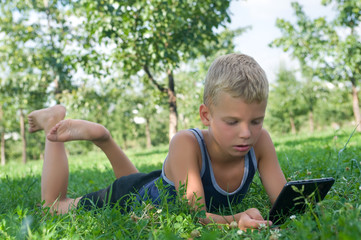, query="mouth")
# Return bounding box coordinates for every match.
[233,144,250,152]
